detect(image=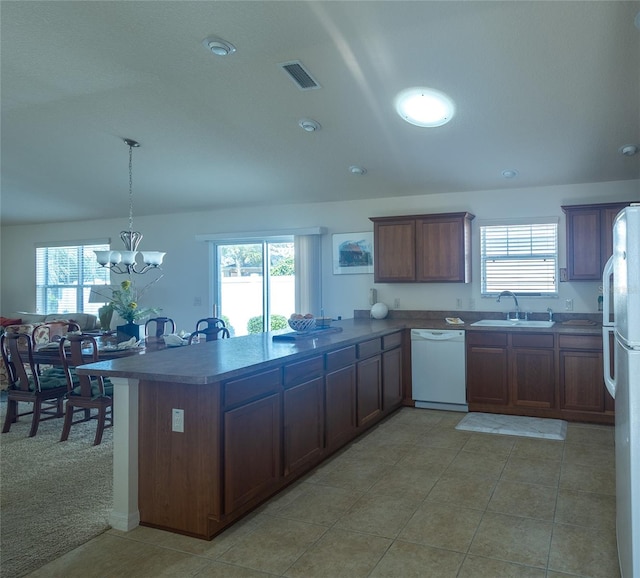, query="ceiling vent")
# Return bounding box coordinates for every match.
[279,61,321,91]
